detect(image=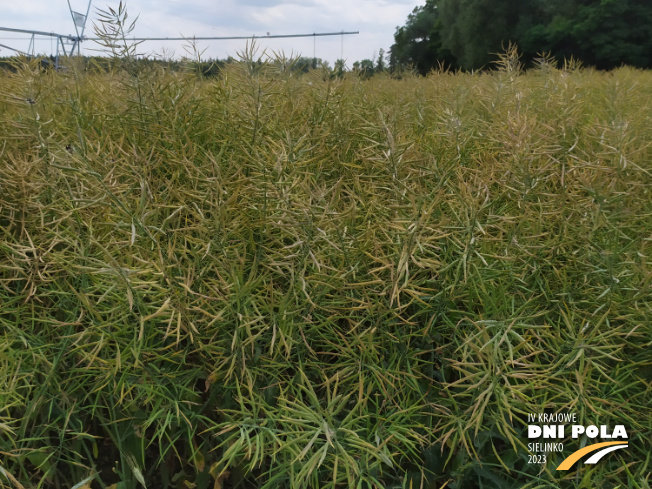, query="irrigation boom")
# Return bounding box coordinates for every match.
[83,31,360,41]
[0,3,359,69]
